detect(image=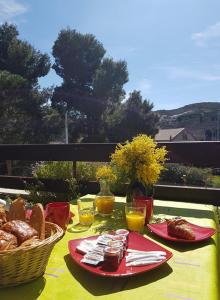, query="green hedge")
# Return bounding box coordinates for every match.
[159,163,213,187]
